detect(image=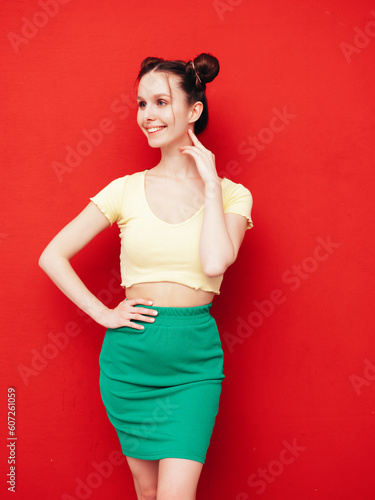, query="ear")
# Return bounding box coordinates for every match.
[188,101,204,124]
